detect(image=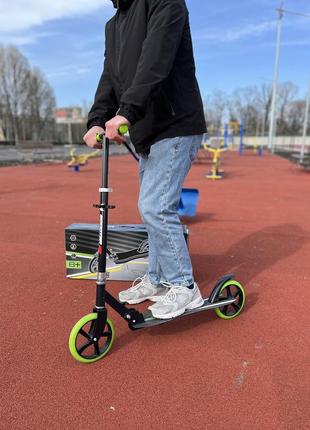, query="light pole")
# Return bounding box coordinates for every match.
[68,121,73,146]
[300,73,310,163]
[268,7,310,153]
[268,7,283,152]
